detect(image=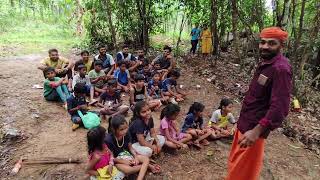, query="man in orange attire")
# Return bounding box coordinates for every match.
[226,27,292,180]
